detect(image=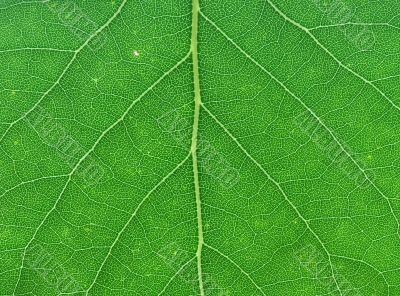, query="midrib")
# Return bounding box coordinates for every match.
[190,0,205,295]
